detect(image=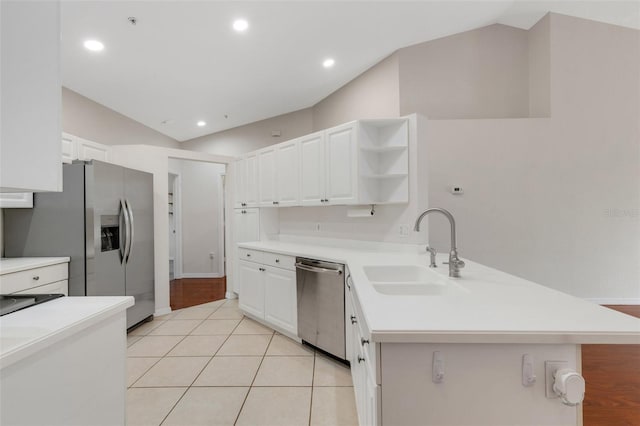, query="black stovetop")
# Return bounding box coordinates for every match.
[0,294,65,316]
